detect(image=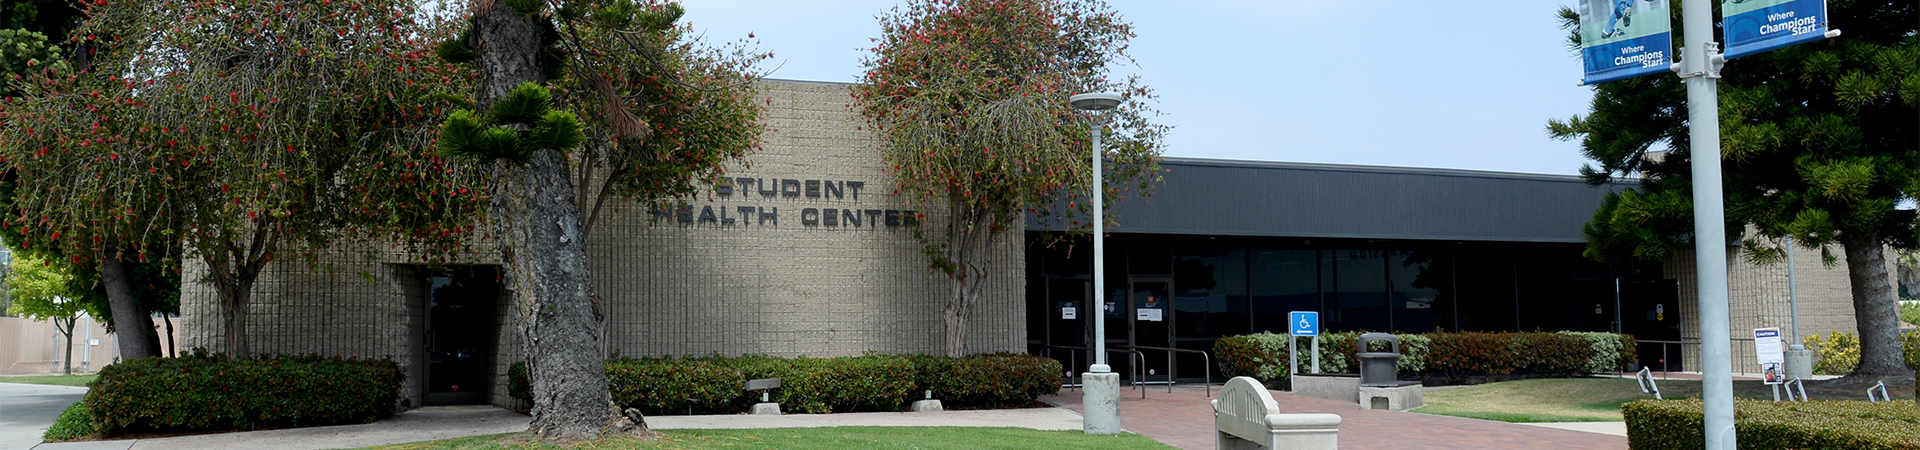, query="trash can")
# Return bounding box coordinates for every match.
[1356,333,1401,387]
